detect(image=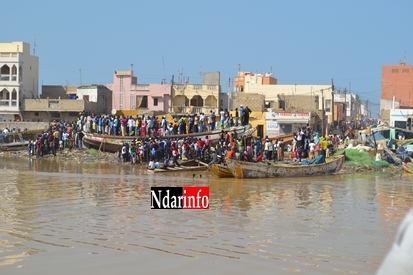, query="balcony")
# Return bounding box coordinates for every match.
[0,74,10,81]
[172,105,219,115]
